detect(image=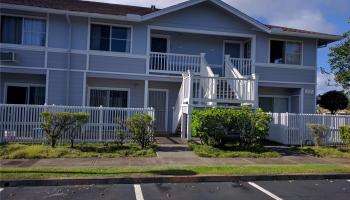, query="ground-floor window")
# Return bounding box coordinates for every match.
[89,88,128,107]
[6,85,45,105]
[259,96,289,113]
